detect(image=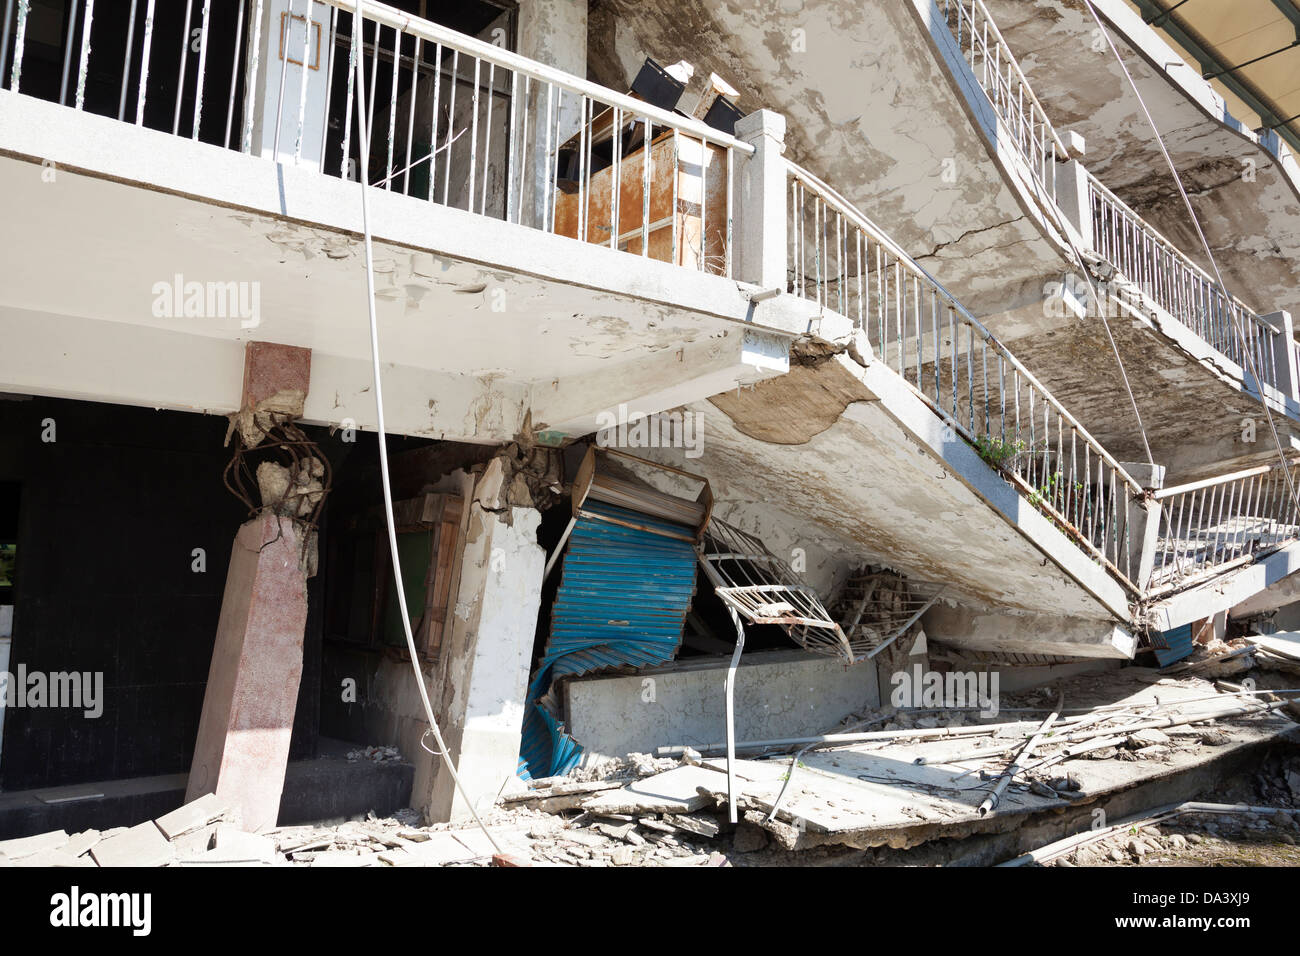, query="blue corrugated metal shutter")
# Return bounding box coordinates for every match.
[518,501,698,779]
[1154,623,1195,667]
